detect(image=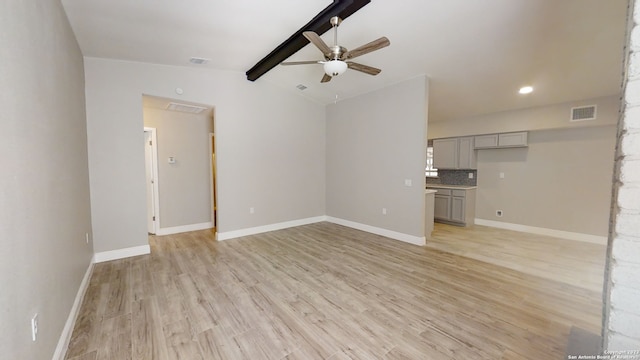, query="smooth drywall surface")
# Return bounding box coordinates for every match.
[326,76,428,237]
[0,1,93,359]
[143,107,214,228]
[476,125,616,236]
[428,95,620,139]
[84,58,325,252]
